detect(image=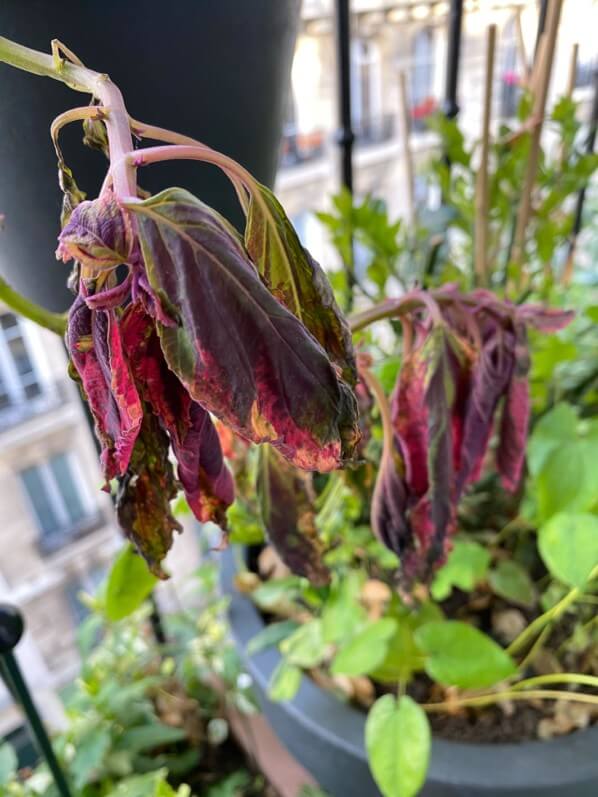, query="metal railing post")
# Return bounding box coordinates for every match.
[0,604,73,797]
